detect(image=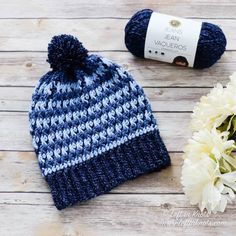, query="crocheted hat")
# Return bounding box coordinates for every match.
[29,34,170,210]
